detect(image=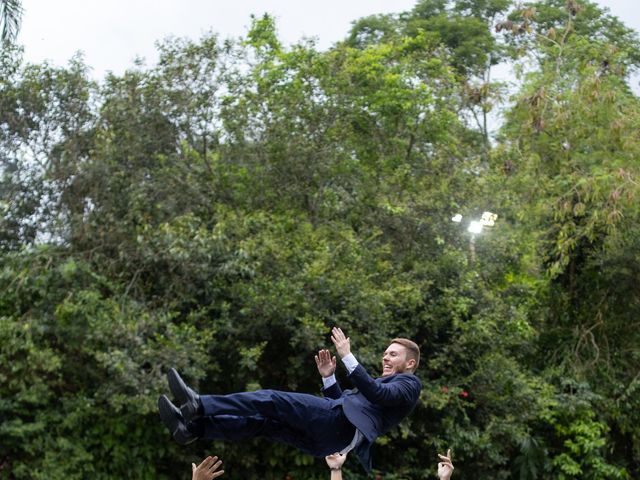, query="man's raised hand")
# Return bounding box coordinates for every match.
[325,452,347,470]
[192,455,224,480]
[315,349,336,378]
[437,449,454,480]
[331,327,351,359]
